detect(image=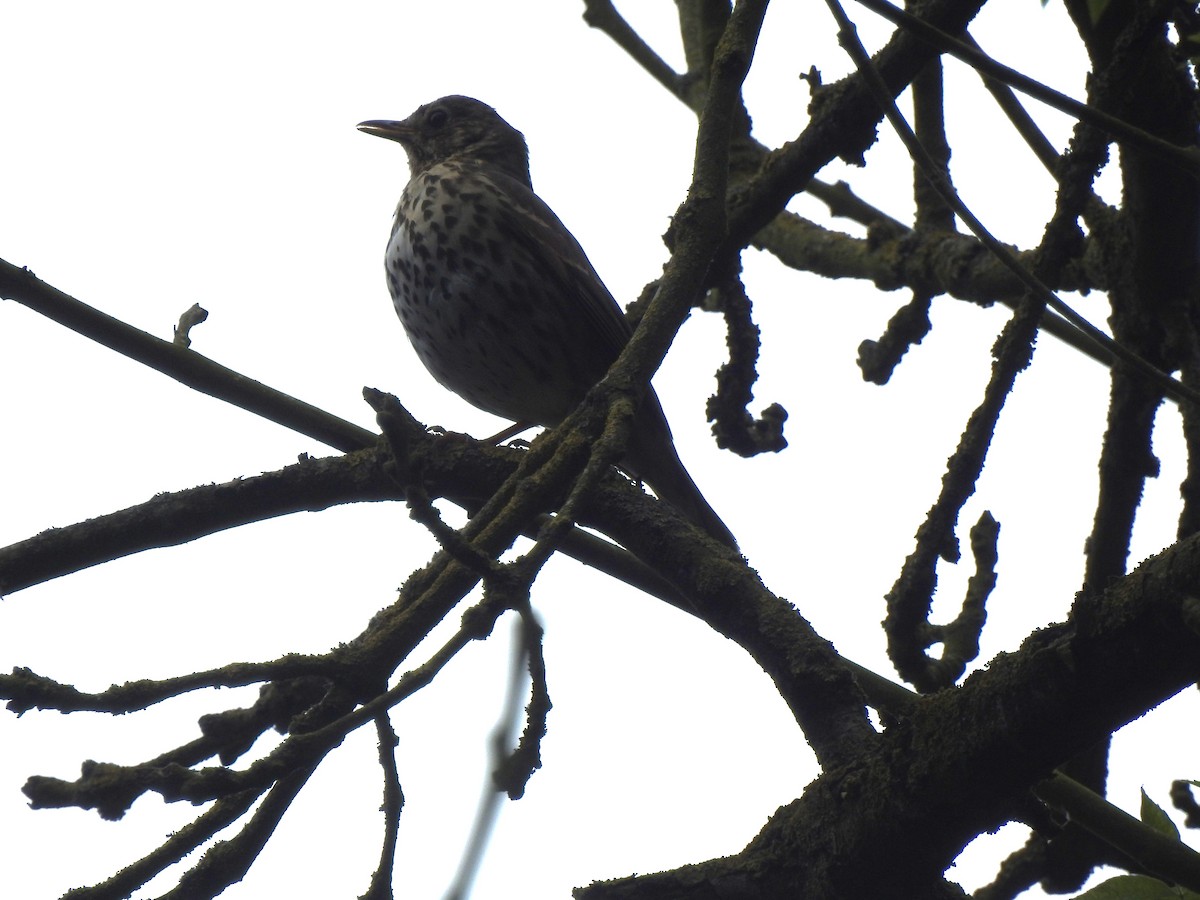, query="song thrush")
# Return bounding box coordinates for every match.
[358,96,738,551]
